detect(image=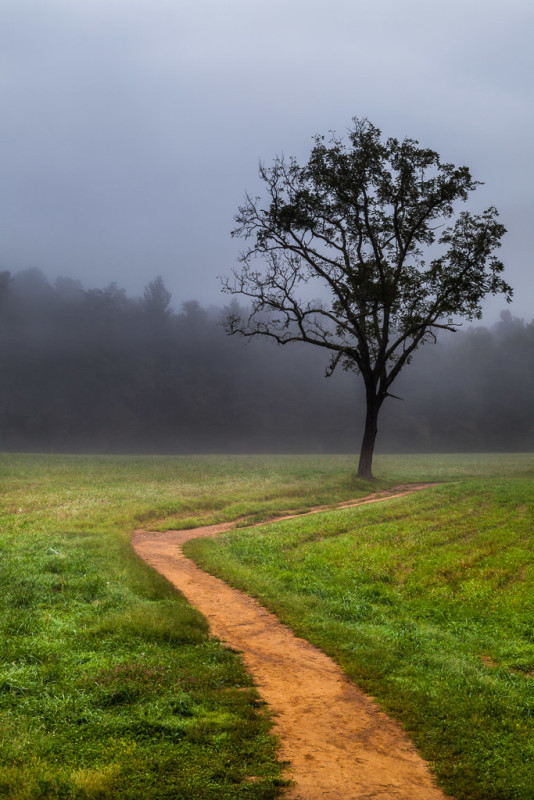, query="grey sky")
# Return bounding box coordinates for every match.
[1,0,532,320]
